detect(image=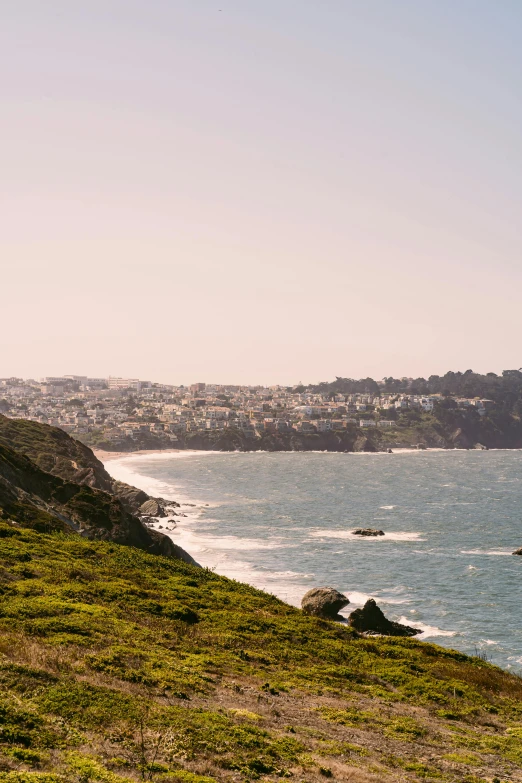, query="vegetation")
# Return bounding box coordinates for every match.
[310,369,522,412]
[0,412,521,781]
[0,523,520,782]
